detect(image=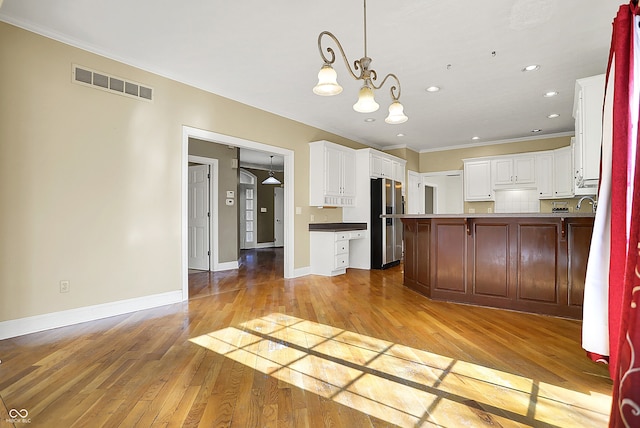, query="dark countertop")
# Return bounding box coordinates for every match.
[384,213,596,219]
[308,222,367,232]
